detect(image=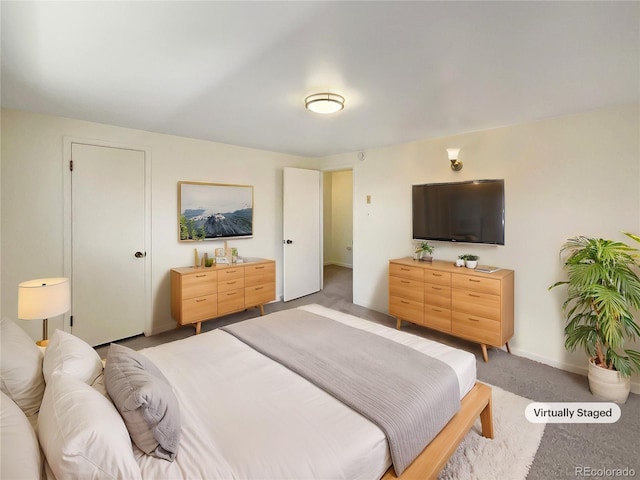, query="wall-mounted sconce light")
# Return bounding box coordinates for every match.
[447,148,462,171]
